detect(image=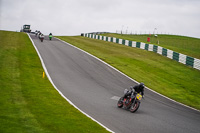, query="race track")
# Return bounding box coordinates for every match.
[29,34,200,133]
